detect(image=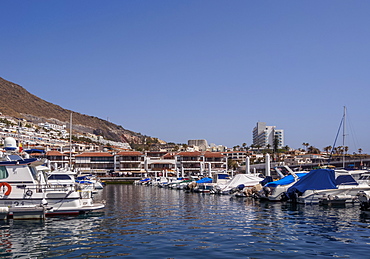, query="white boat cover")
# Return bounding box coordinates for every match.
[220,174,263,192]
